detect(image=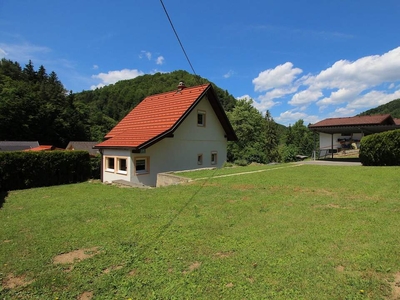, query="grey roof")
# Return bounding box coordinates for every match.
[65,141,100,156]
[0,141,39,151]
